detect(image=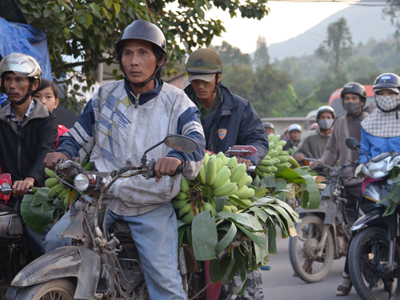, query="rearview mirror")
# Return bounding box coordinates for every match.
[345,137,360,150]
